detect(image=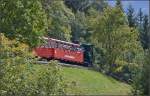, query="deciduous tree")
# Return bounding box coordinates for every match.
[42,0,74,41]
[0,0,48,47]
[92,7,143,73]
